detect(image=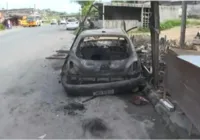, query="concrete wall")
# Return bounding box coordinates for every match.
[188,4,200,18]
[159,5,181,23]
[97,5,182,28]
[96,20,141,29]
